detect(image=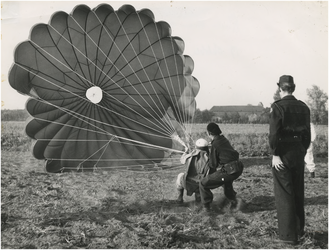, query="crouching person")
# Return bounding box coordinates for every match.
[200,122,244,212]
[176,138,210,203]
